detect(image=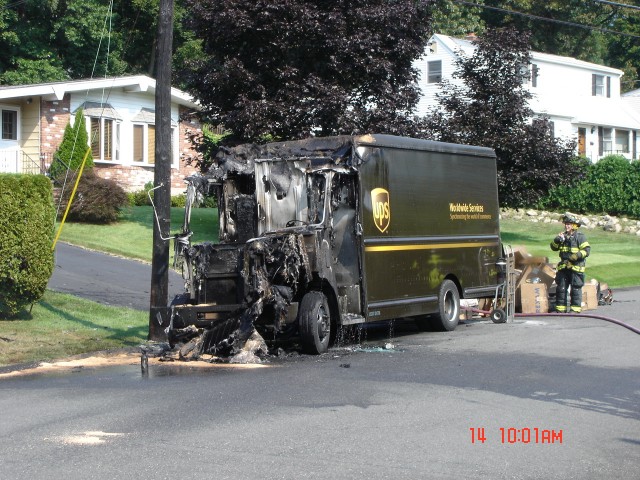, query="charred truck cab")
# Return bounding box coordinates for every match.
[169,134,502,356]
